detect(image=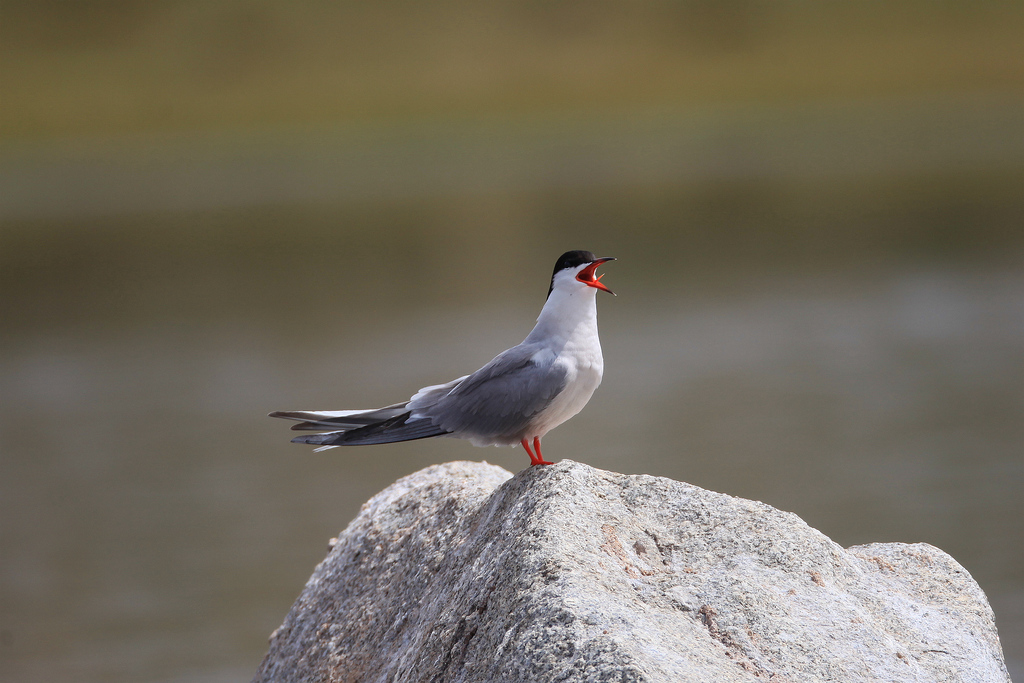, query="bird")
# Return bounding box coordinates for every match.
[269,250,615,467]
